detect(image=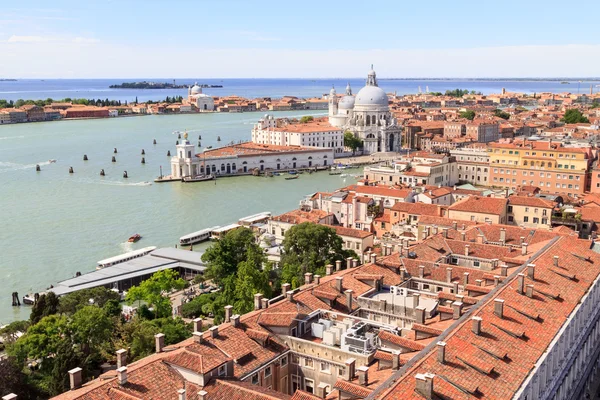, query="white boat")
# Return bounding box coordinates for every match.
[182,174,215,183]
[48,159,57,163]
[238,212,271,226]
[96,246,157,269]
[179,226,220,245]
[210,224,241,240]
